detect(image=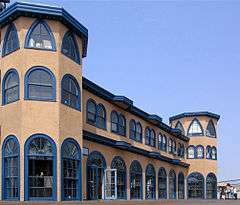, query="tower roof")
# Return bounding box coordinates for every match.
[0,1,88,57]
